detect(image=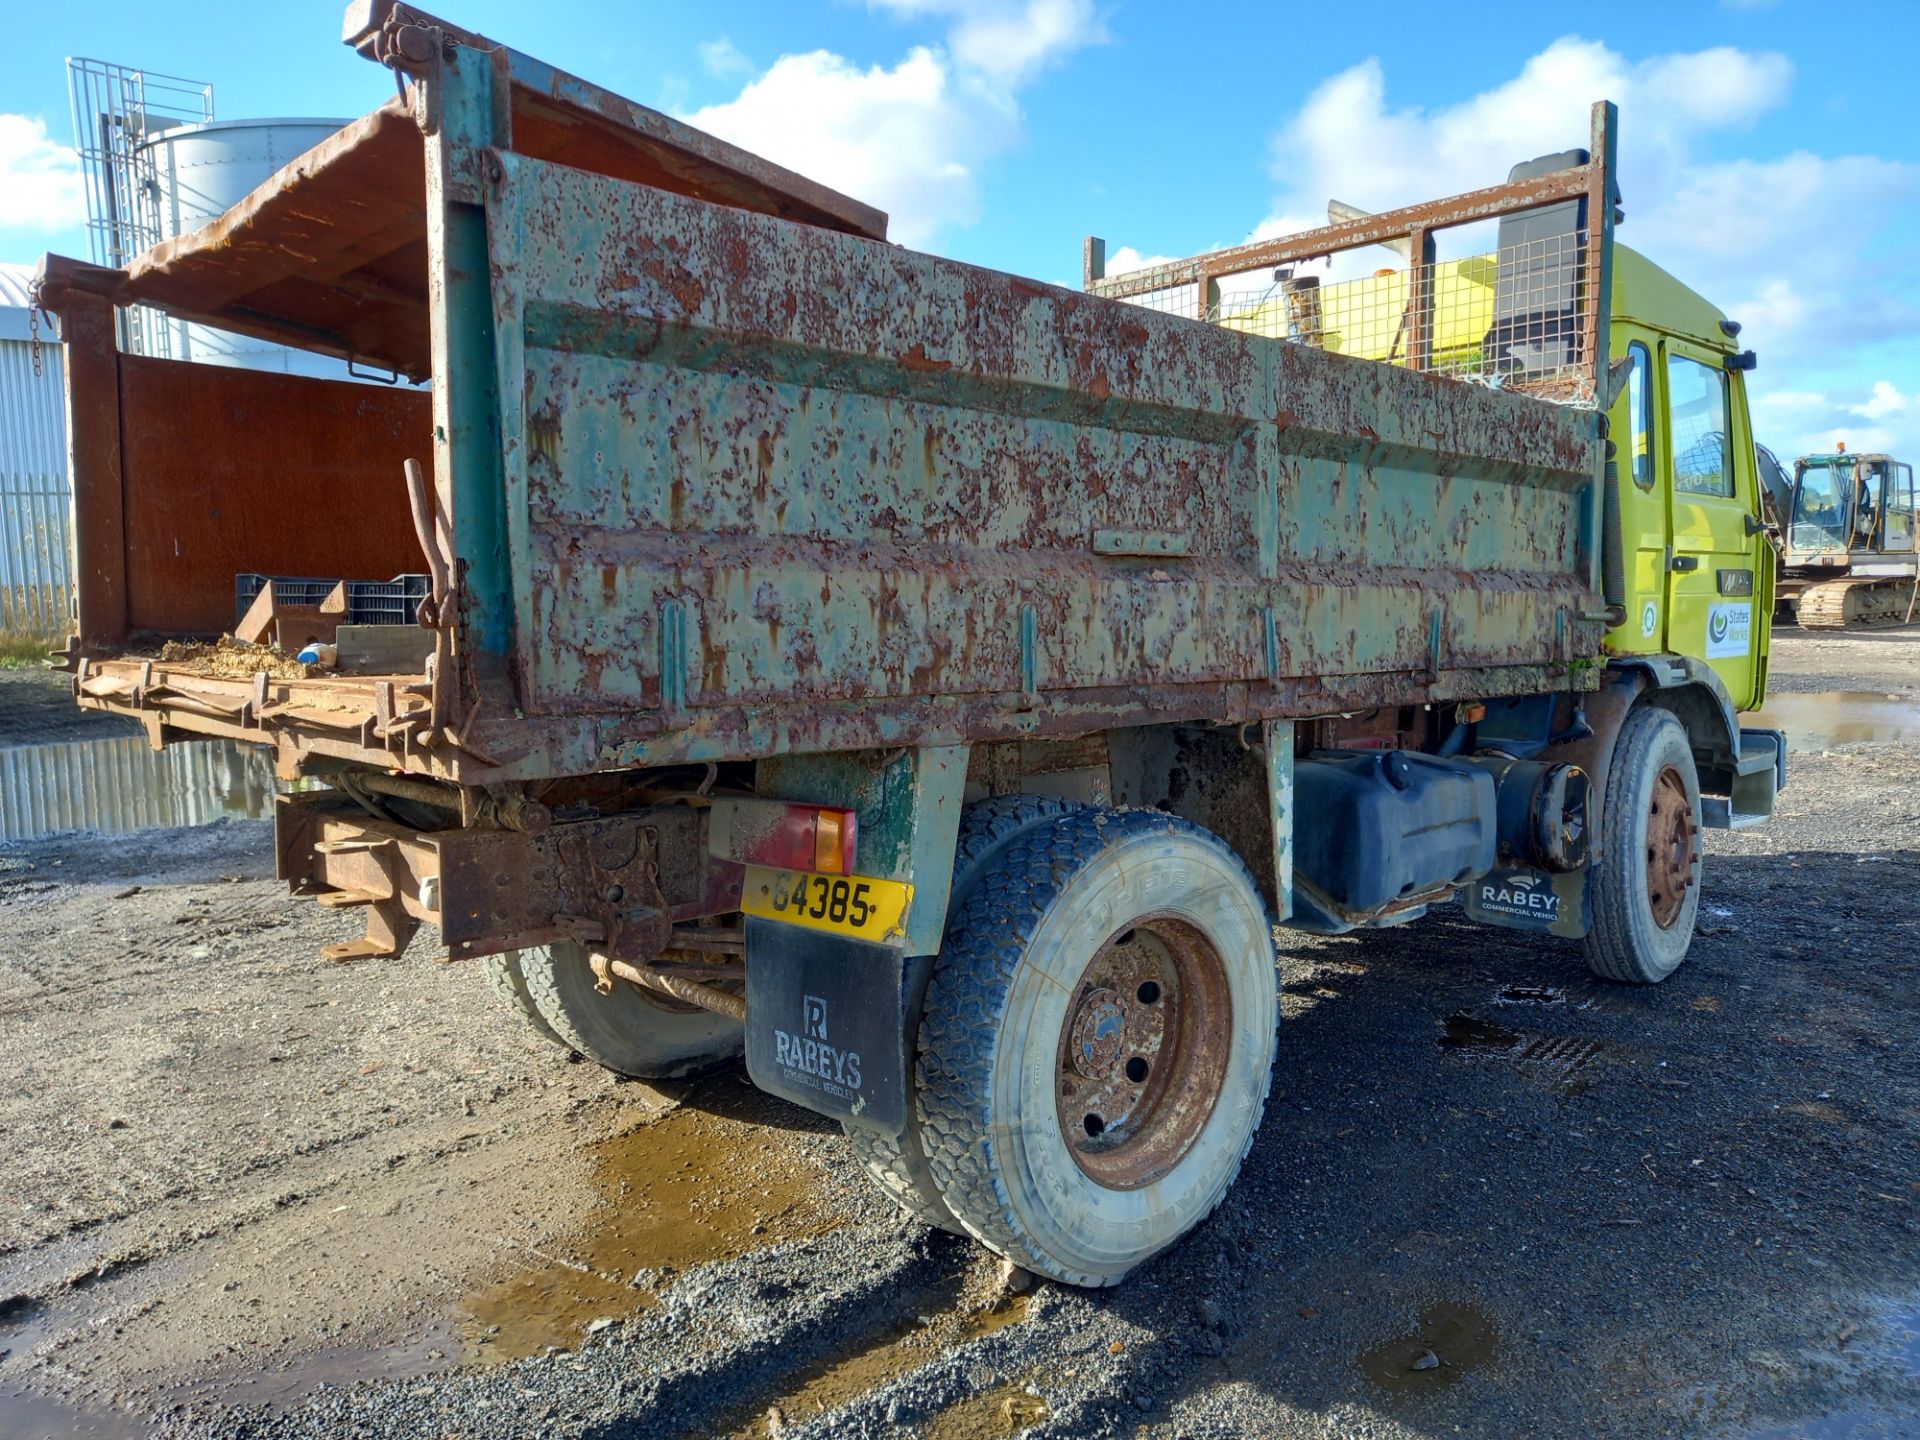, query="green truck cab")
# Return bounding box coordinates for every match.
[37,4,1782,1288]
[1605,248,1772,708]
